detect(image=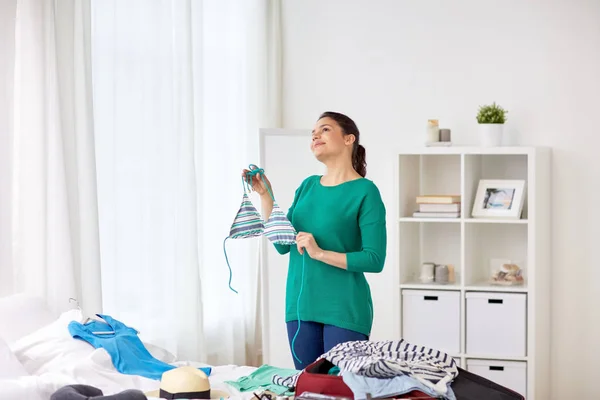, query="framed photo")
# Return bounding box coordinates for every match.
[471,179,526,219]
